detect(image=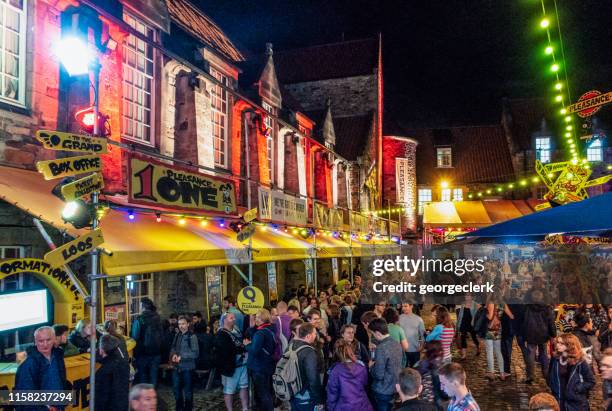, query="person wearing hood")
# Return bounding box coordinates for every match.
[244,308,277,411]
[326,338,373,411]
[131,297,163,386]
[521,292,556,384]
[95,334,130,411]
